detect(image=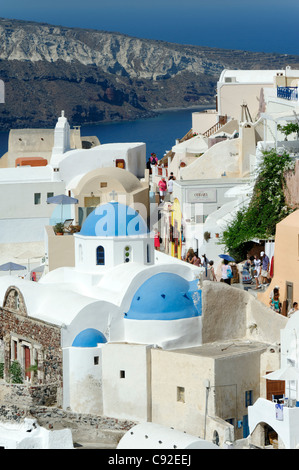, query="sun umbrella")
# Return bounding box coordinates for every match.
[0,262,26,275]
[16,250,44,271]
[263,365,299,382]
[263,365,299,400]
[219,254,235,262]
[47,194,79,222]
